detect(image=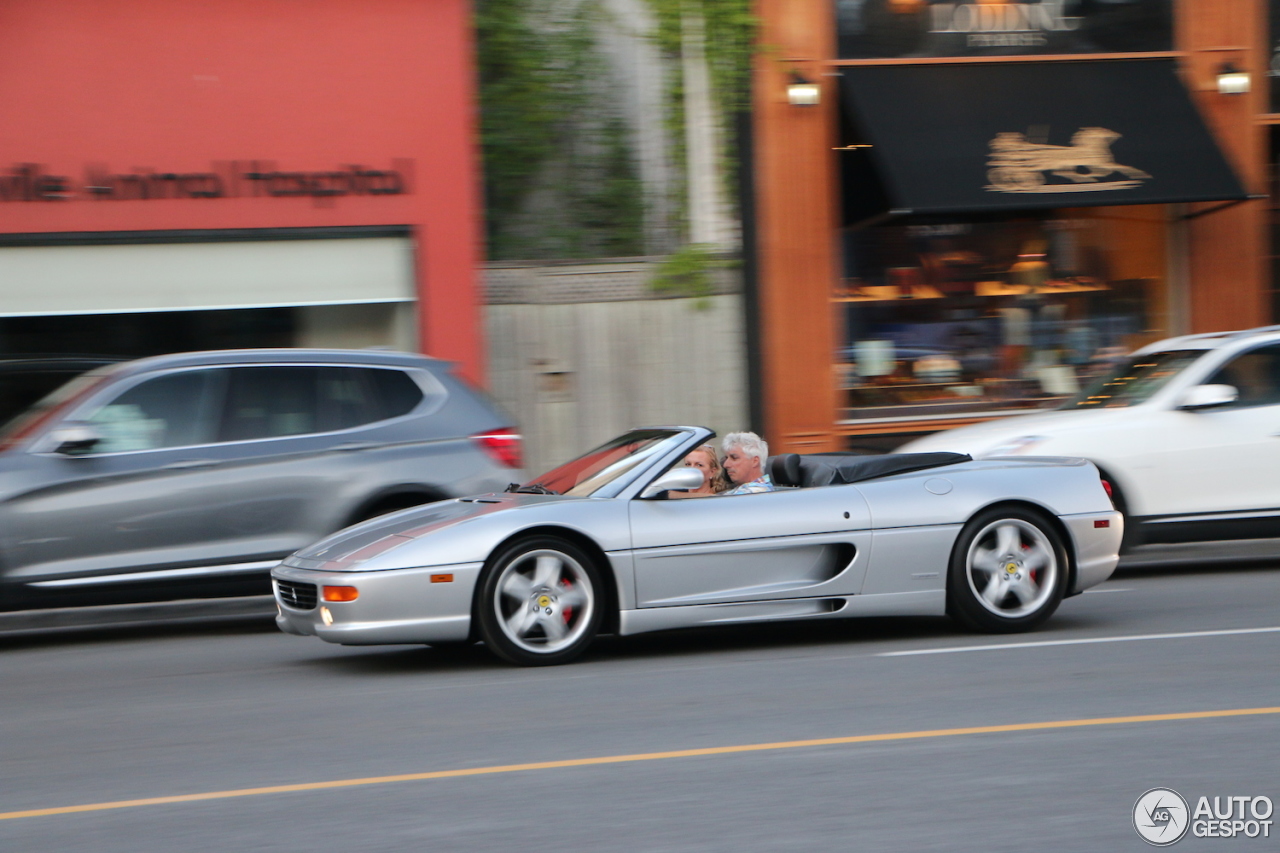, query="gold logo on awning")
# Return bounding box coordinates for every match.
[985,127,1150,193]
